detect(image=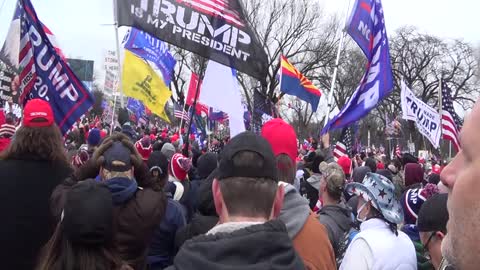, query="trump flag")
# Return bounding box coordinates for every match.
[16,0,94,134]
[280,56,322,112]
[322,0,394,134]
